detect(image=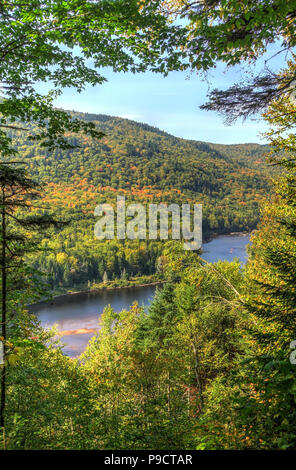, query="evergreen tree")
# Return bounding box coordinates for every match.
[0,163,62,432]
